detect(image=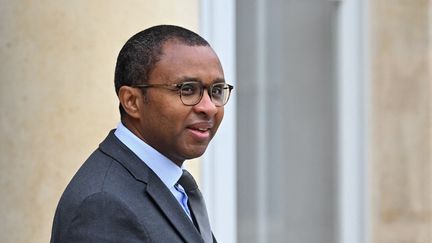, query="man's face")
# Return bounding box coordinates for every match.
[136,40,225,165]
